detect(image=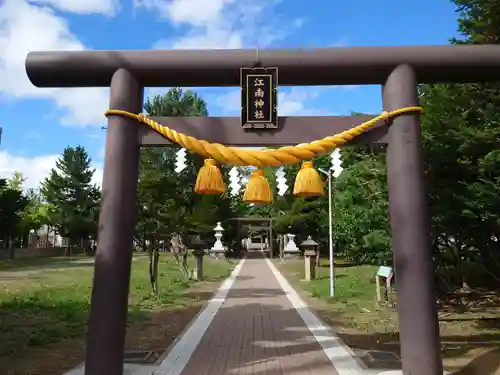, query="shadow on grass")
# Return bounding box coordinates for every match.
[40,262,95,270]
[0,256,93,272]
[453,348,500,375]
[0,275,225,375]
[438,289,500,315]
[315,274,346,280]
[0,299,206,375]
[0,295,147,358]
[278,259,500,374]
[318,261,359,268]
[0,249,235,374]
[312,306,500,374]
[2,277,499,375]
